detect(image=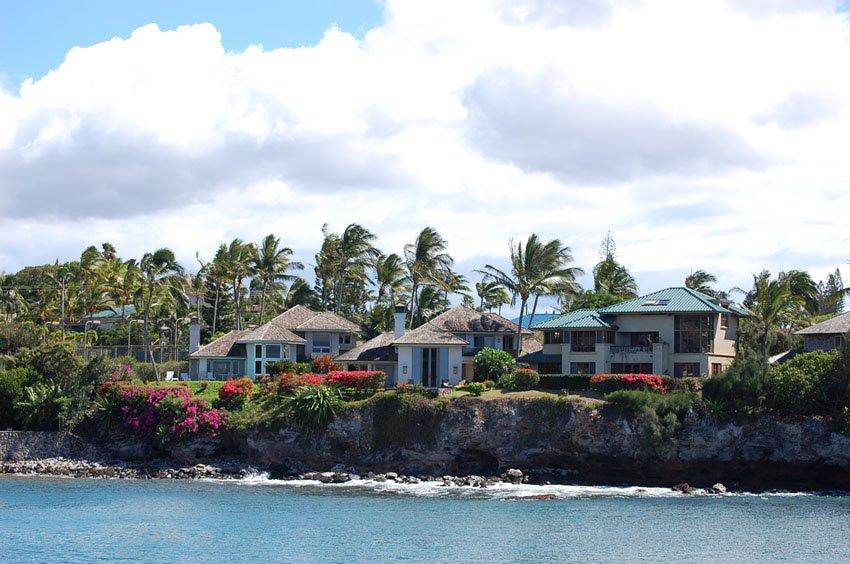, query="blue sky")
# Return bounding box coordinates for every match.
[0,0,383,85]
[1,0,849,312]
